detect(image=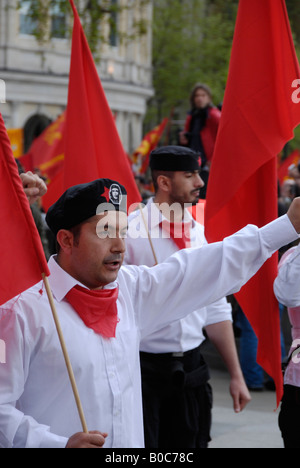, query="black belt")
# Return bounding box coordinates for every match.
[140,345,201,360]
